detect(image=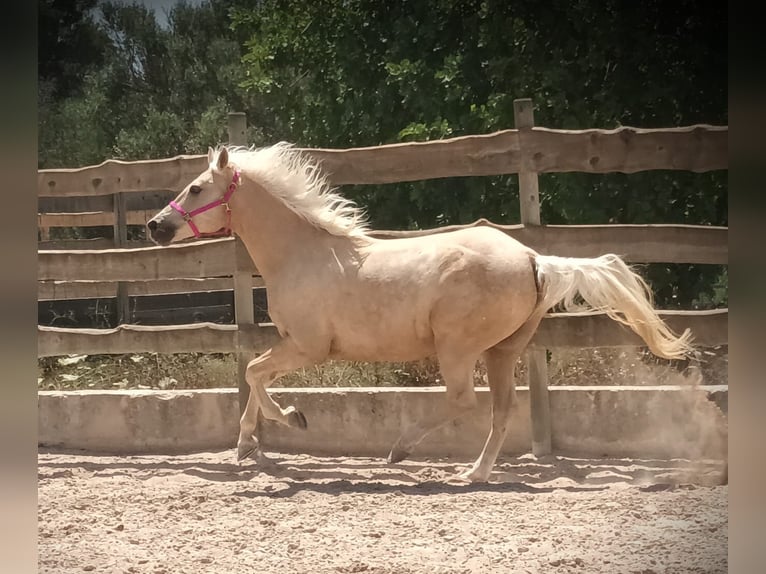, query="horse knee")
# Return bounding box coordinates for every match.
[245,362,276,386]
